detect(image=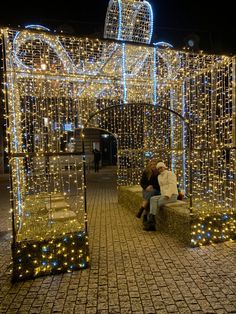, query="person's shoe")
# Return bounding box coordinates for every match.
[143,214,156,231]
[142,214,148,224]
[136,207,144,218]
[143,222,156,231]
